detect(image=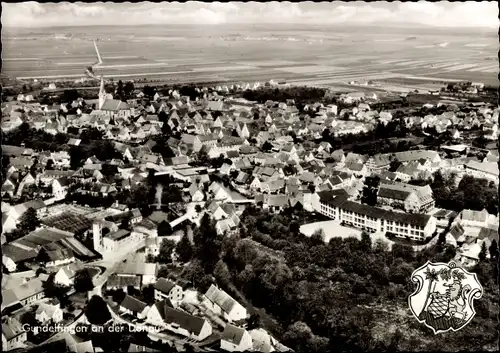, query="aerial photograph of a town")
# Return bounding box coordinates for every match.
[0,1,498,353]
